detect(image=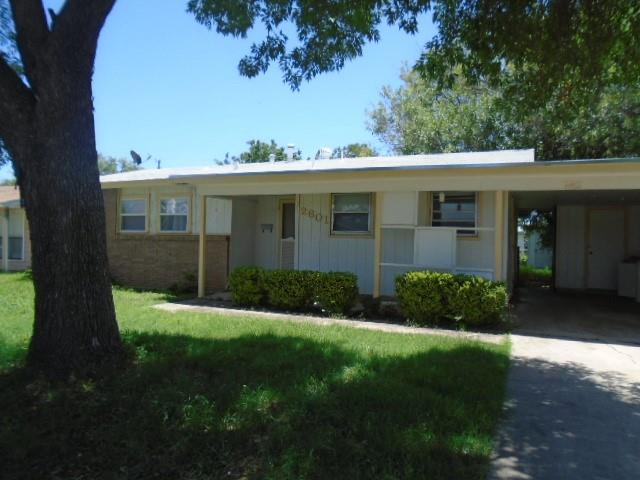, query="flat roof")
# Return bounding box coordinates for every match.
[100,149,535,184]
